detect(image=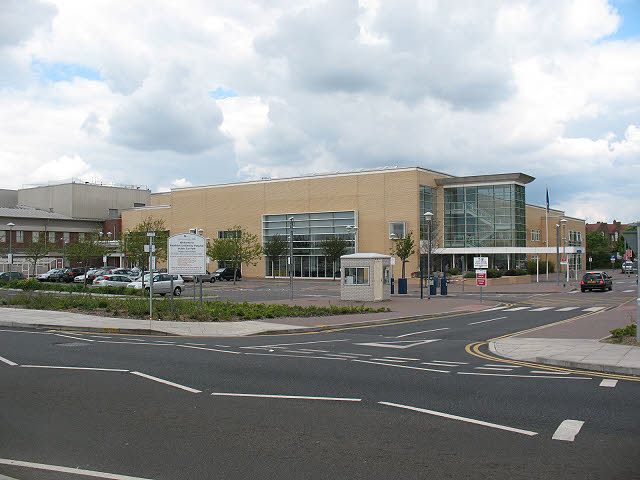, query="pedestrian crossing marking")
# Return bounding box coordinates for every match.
[502,307,529,311]
[582,306,606,312]
[529,307,554,311]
